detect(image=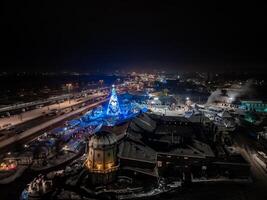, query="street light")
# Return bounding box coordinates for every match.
[66,83,73,92]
